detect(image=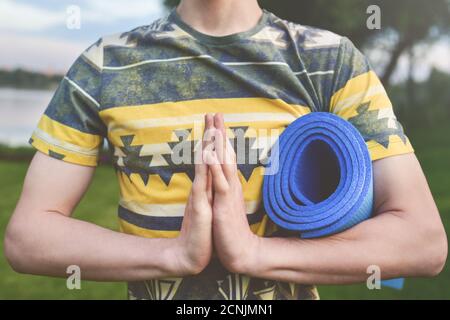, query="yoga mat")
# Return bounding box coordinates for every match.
[263,112,373,239]
[381,278,405,290]
[262,112,404,289]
